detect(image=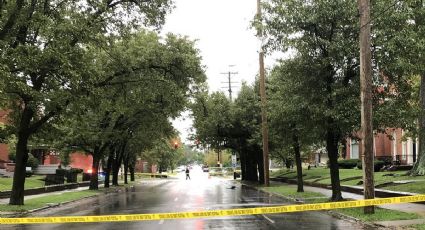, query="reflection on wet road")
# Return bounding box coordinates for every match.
[4,166,374,230]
